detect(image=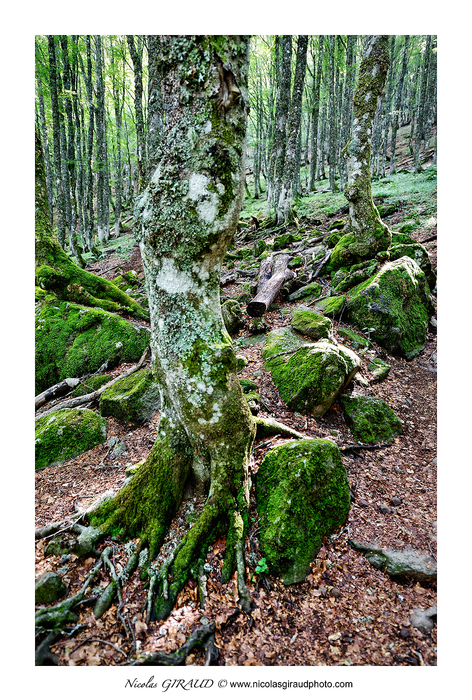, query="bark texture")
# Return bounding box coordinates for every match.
[338,35,391,268]
[89,36,256,621]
